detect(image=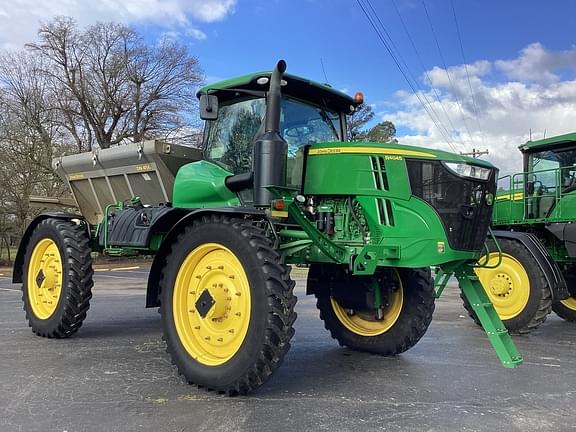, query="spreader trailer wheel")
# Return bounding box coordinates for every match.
[21,218,93,338]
